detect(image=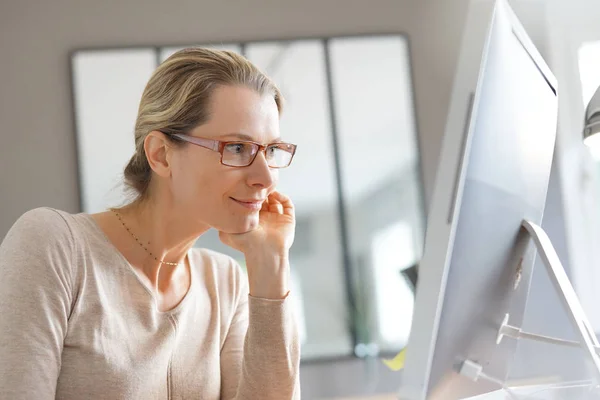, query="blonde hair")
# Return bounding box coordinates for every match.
[123,47,283,201]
